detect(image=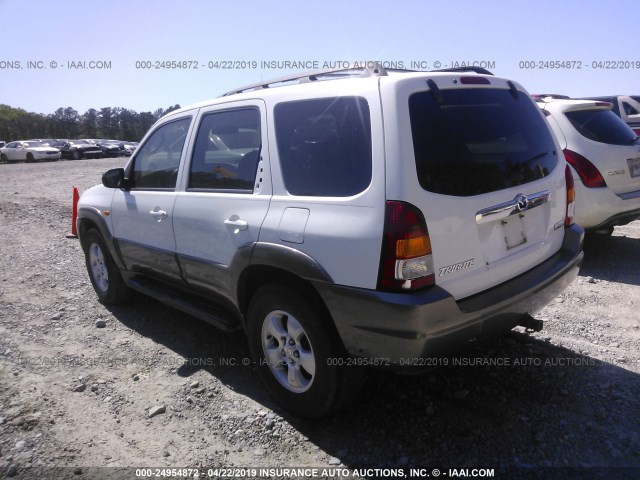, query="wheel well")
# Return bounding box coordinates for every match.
[238,266,313,314]
[77,218,99,242]
[237,266,342,341]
